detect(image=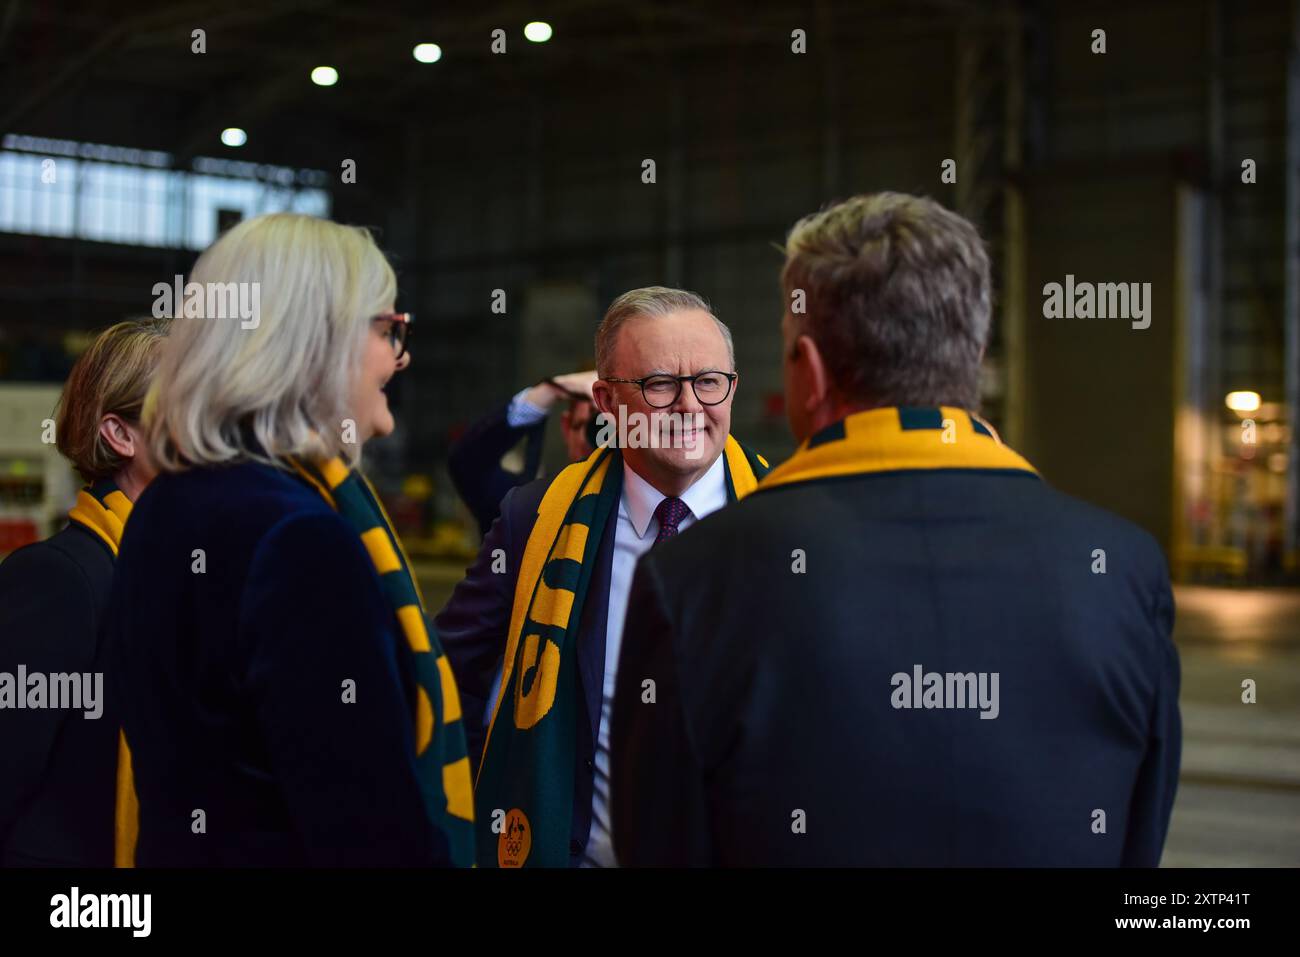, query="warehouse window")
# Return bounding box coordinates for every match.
[0,134,331,250]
